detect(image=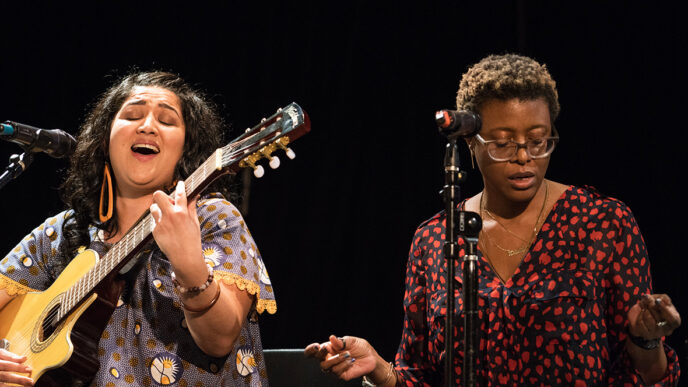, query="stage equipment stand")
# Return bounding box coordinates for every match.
[436,110,482,387]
